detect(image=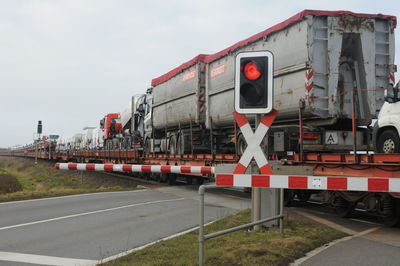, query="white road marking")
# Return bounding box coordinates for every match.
[350,218,381,225]
[0,251,97,266]
[0,189,147,205]
[0,198,185,231]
